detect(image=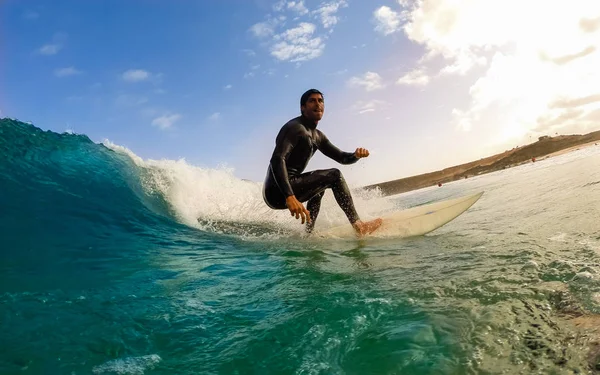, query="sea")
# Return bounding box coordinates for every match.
[1,118,600,375]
